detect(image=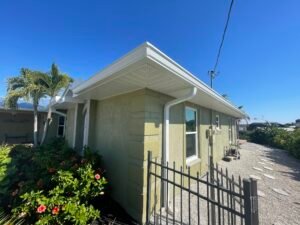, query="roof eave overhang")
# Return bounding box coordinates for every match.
[72,42,247,118]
